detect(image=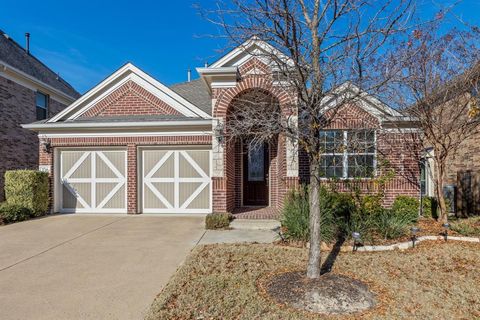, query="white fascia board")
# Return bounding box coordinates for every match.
[49,63,211,123]
[48,63,134,123]
[210,37,294,68]
[320,82,404,120]
[38,131,213,138]
[22,119,213,130]
[196,67,238,75]
[0,61,77,103]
